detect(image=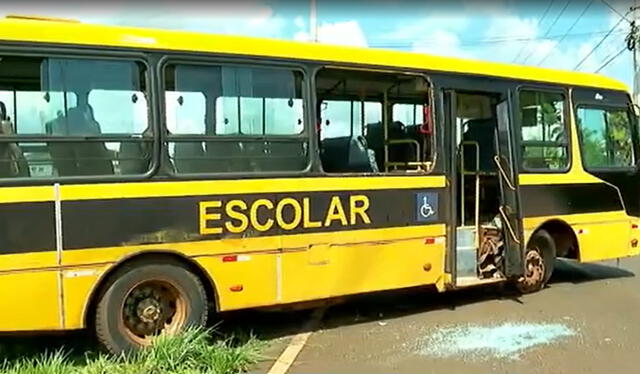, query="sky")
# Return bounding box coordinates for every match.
[0,0,636,89]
